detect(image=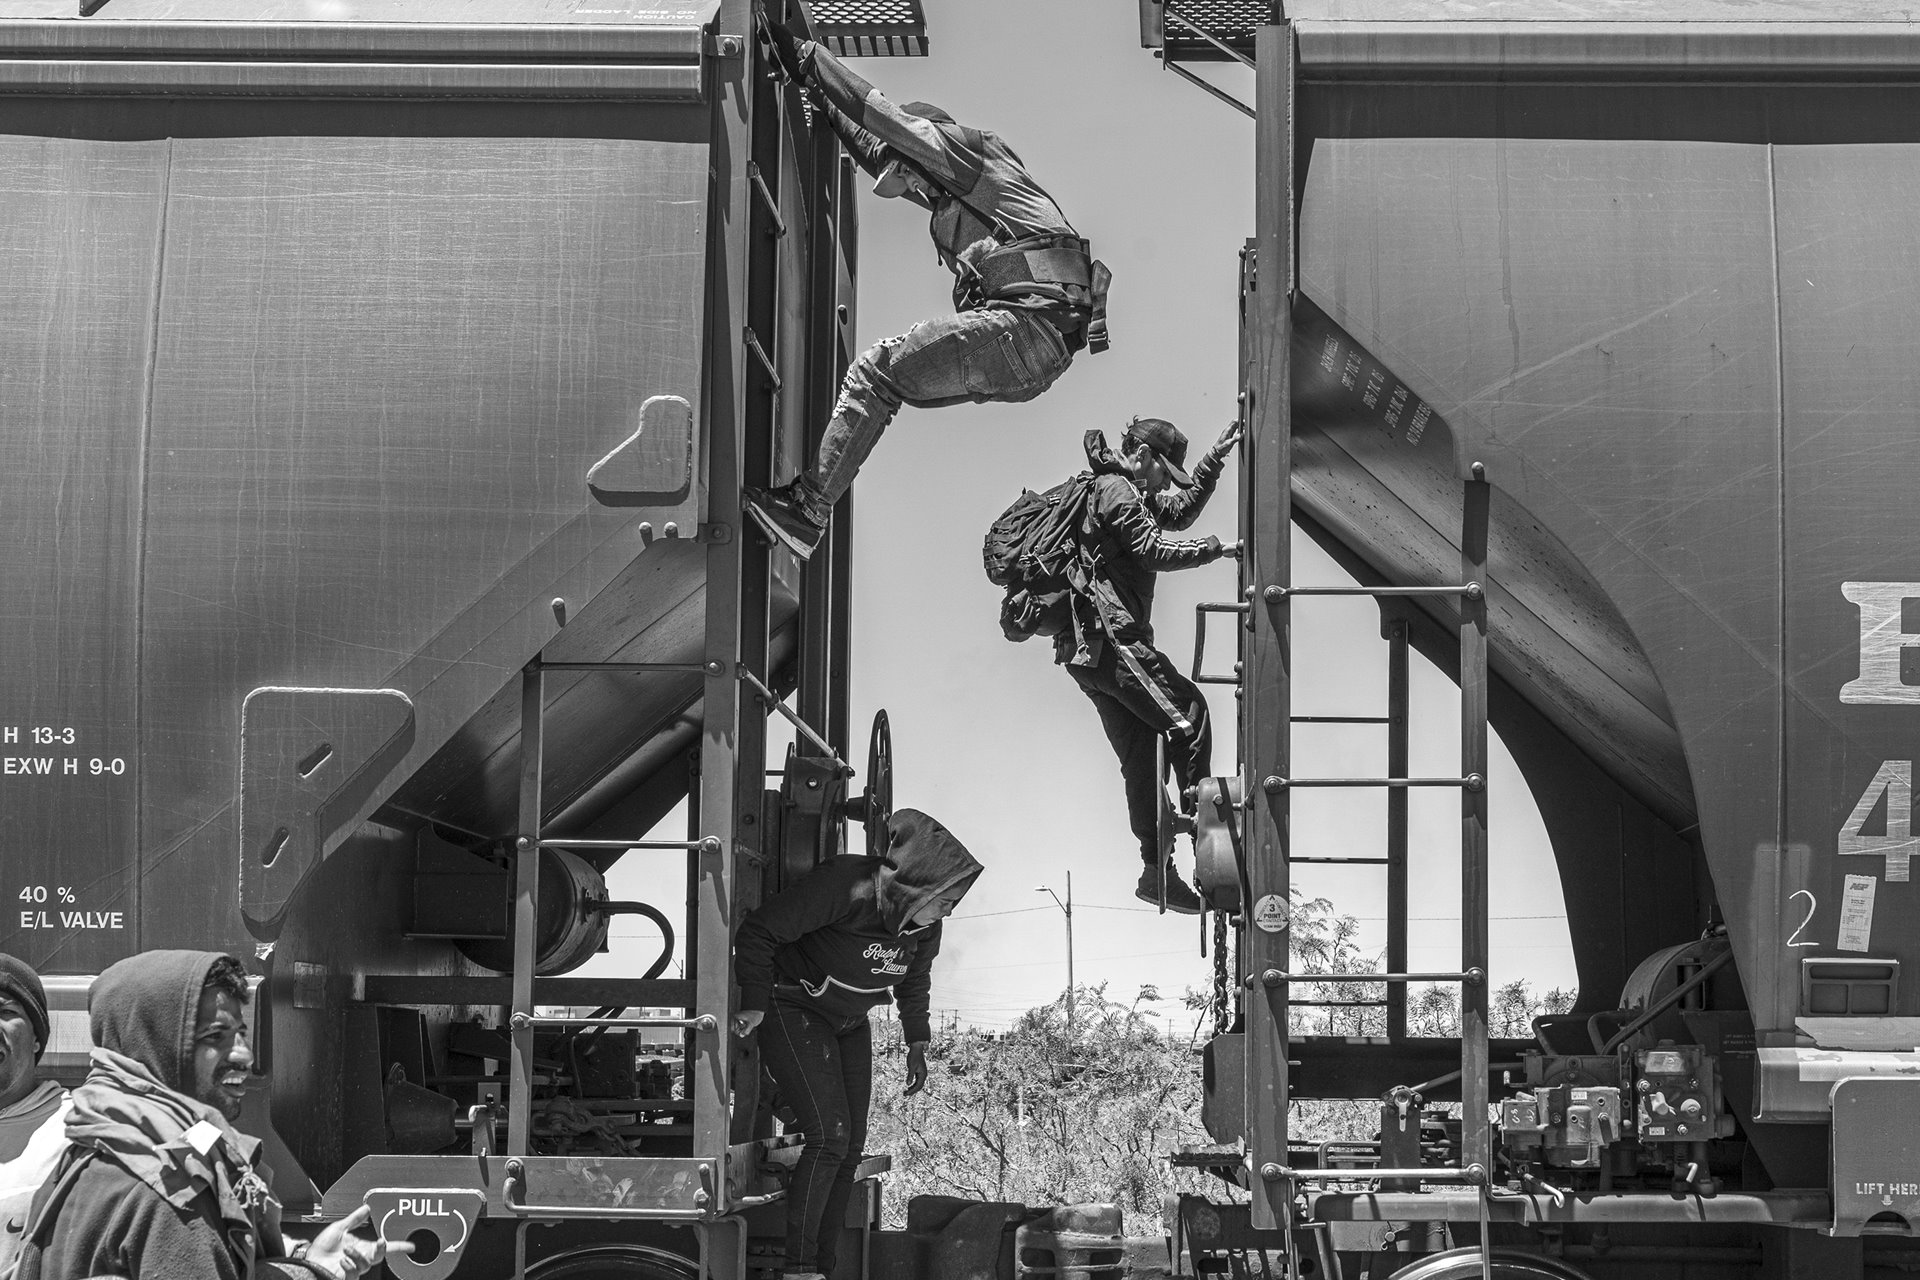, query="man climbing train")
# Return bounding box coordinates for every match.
[1029,418,1240,914]
[745,17,1110,561]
